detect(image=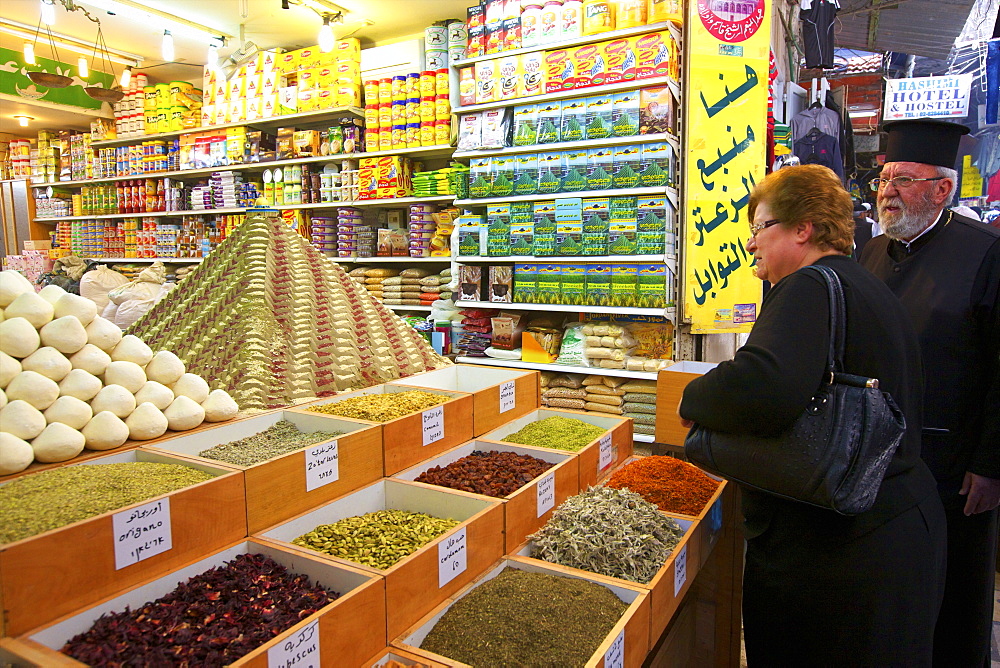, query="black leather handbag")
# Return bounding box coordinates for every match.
[684,265,907,515]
